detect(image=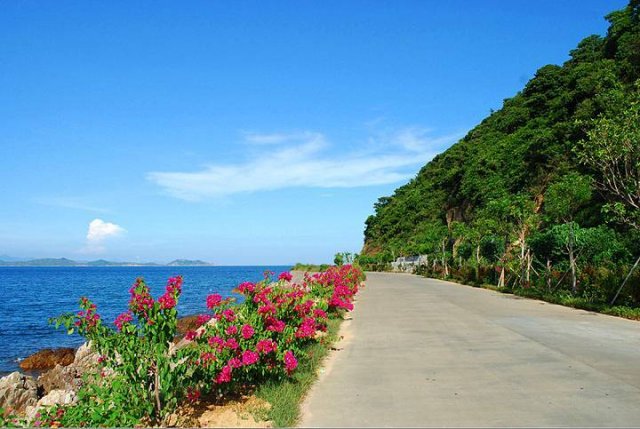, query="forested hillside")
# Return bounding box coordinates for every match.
[360,1,640,308]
